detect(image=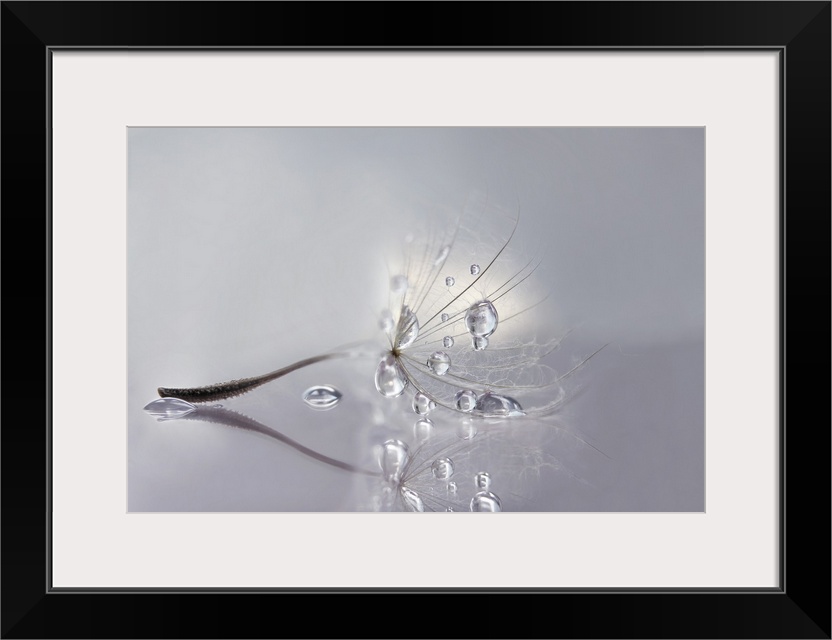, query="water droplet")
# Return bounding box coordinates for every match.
[431,457,455,480]
[427,351,451,375]
[375,354,409,397]
[390,274,408,294]
[434,245,450,265]
[143,397,197,420]
[413,417,434,442]
[472,335,489,351]
[448,481,458,493]
[465,300,499,338]
[474,392,525,417]
[412,391,436,415]
[445,276,455,287]
[441,313,450,322]
[443,336,454,348]
[379,309,394,332]
[380,439,409,484]
[470,491,502,512]
[457,420,478,440]
[454,389,477,412]
[470,263,481,275]
[445,507,455,512]
[401,487,425,512]
[302,385,342,410]
[474,471,492,490]
[395,305,419,349]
